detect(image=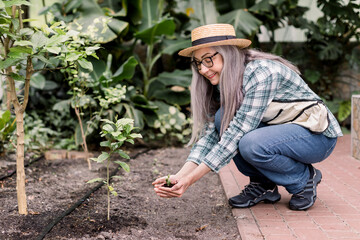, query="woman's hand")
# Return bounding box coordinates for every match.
[152,175,178,188]
[152,163,211,198]
[152,175,191,198]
